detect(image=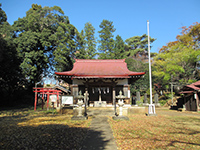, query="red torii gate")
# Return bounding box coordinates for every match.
[33,88,62,111]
